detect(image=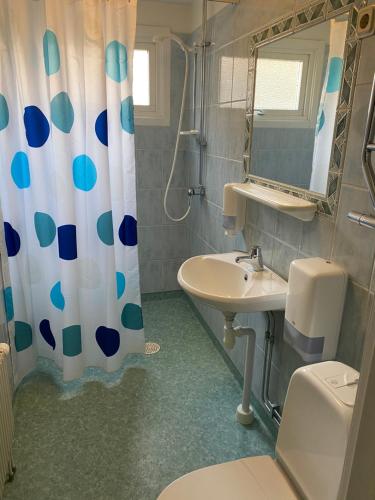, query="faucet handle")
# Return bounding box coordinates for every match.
[250,245,261,255]
[250,246,263,269]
